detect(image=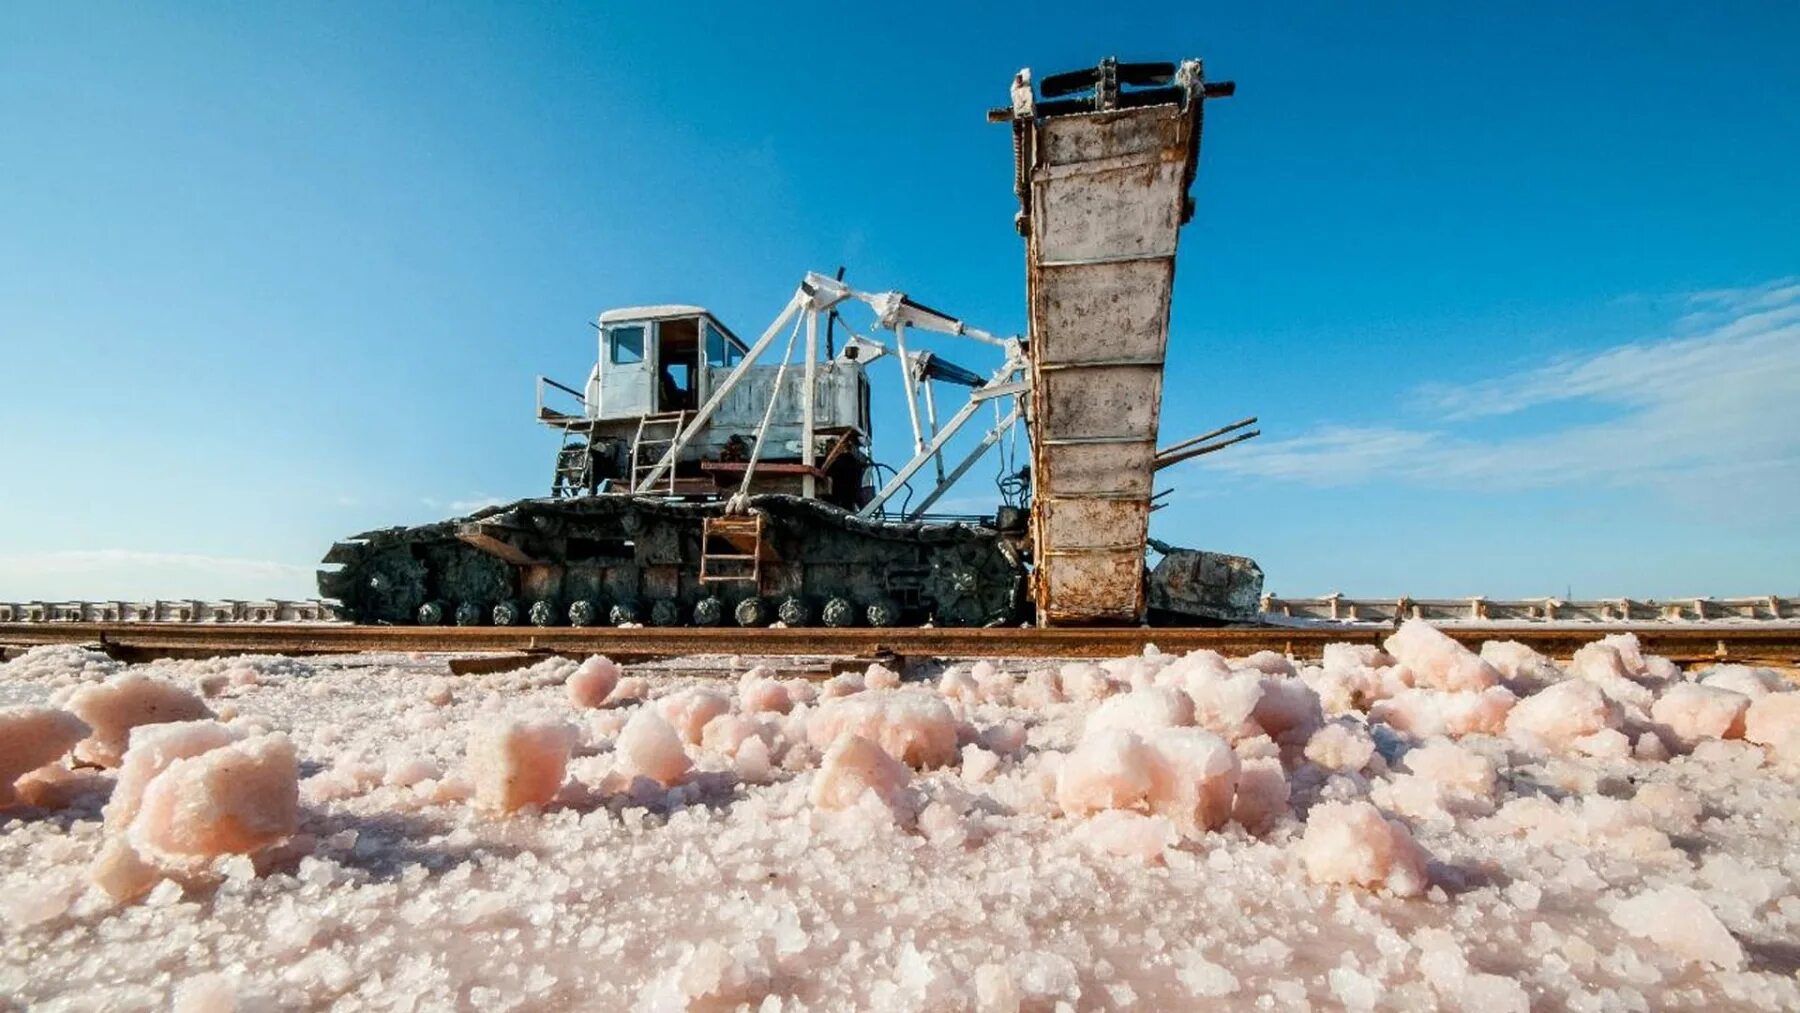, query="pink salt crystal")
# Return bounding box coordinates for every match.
[0,705,91,807]
[811,733,913,812]
[383,756,442,788]
[1305,721,1376,772]
[739,676,793,715]
[1073,810,1174,863]
[1231,757,1289,833]
[606,676,650,704]
[424,678,456,706]
[106,720,242,828]
[1057,662,1116,702]
[979,719,1028,756]
[864,663,902,690]
[1609,886,1744,969]
[1477,640,1561,687]
[1633,731,1671,762]
[90,835,162,902]
[971,660,1014,705]
[961,744,1001,782]
[615,708,692,786]
[172,973,239,1013]
[1742,692,1800,759]
[467,718,577,813]
[1650,683,1749,748]
[937,667,980,704]
[805,690,958,769]
[566,656,622,709]
[14,764,108,809]
[1084,687,1194,737]
[1236,650,1297,678]
[127,733,300,871]
[819,672,865,699]
[1505,678,1616,751]
[1143,727,1238,836]
[733,735,773,783]
[1570,728,1632,760]
[1566,640,1657,710]
[1055,729,1155,816]
[1698,665,1785,698]
[226,666,259,688]
[700,713,773,759]
[1013,669,1063,709]
[1383,619,1499,692]
[1371,686,1515,739]
[195,672,231,698]
[655,688,732,745]
[1297,801,1429,896]
[1183,671,1265,741]
[66,672,213,768]
[1251,678,1323,745]
[1403,739,1497,800]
